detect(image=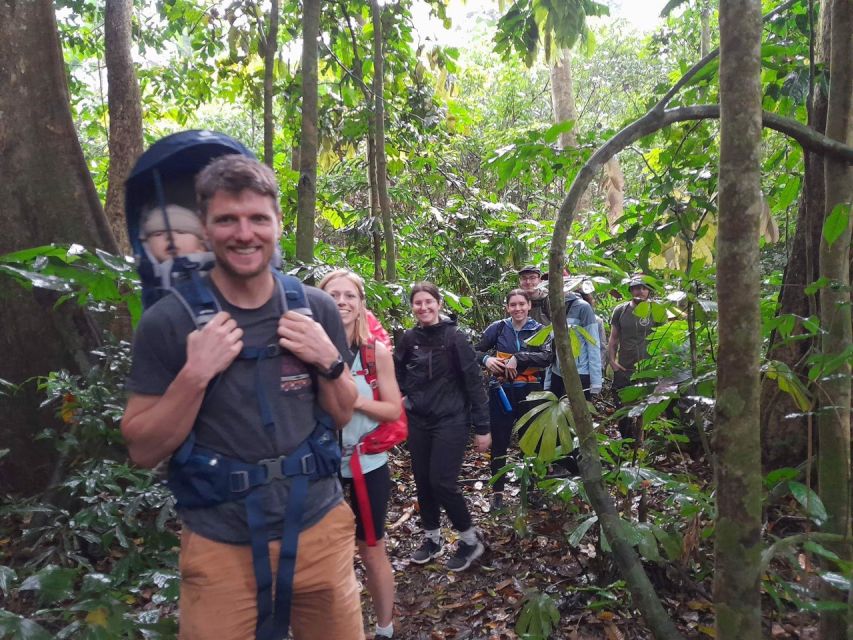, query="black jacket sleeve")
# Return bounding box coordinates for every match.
[452,329,490,434]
